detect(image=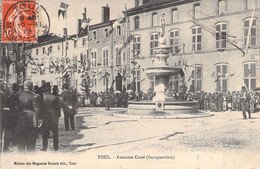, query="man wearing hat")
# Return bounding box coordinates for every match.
[241,86,251,119]
[41,82,61,151]
[17,81,39,152]
[3,83,20,152]
[52,85,59,96]
[62,87,77,131]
